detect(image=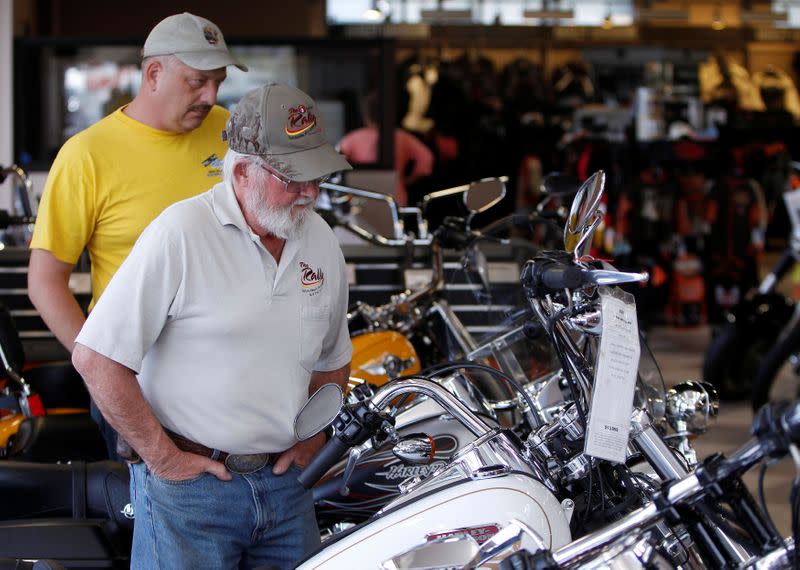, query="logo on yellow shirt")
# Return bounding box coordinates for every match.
[202,154,223,177]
